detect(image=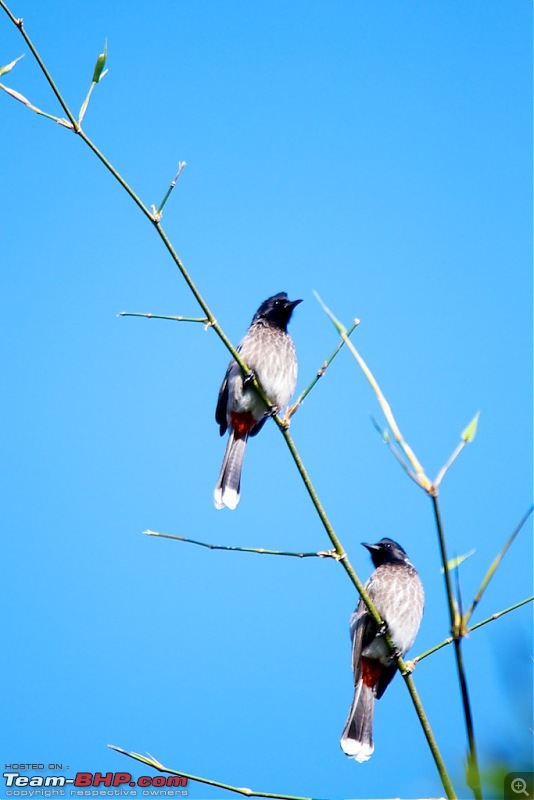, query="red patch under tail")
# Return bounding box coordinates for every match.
[361,657,383,689]
[230,411,258,439]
